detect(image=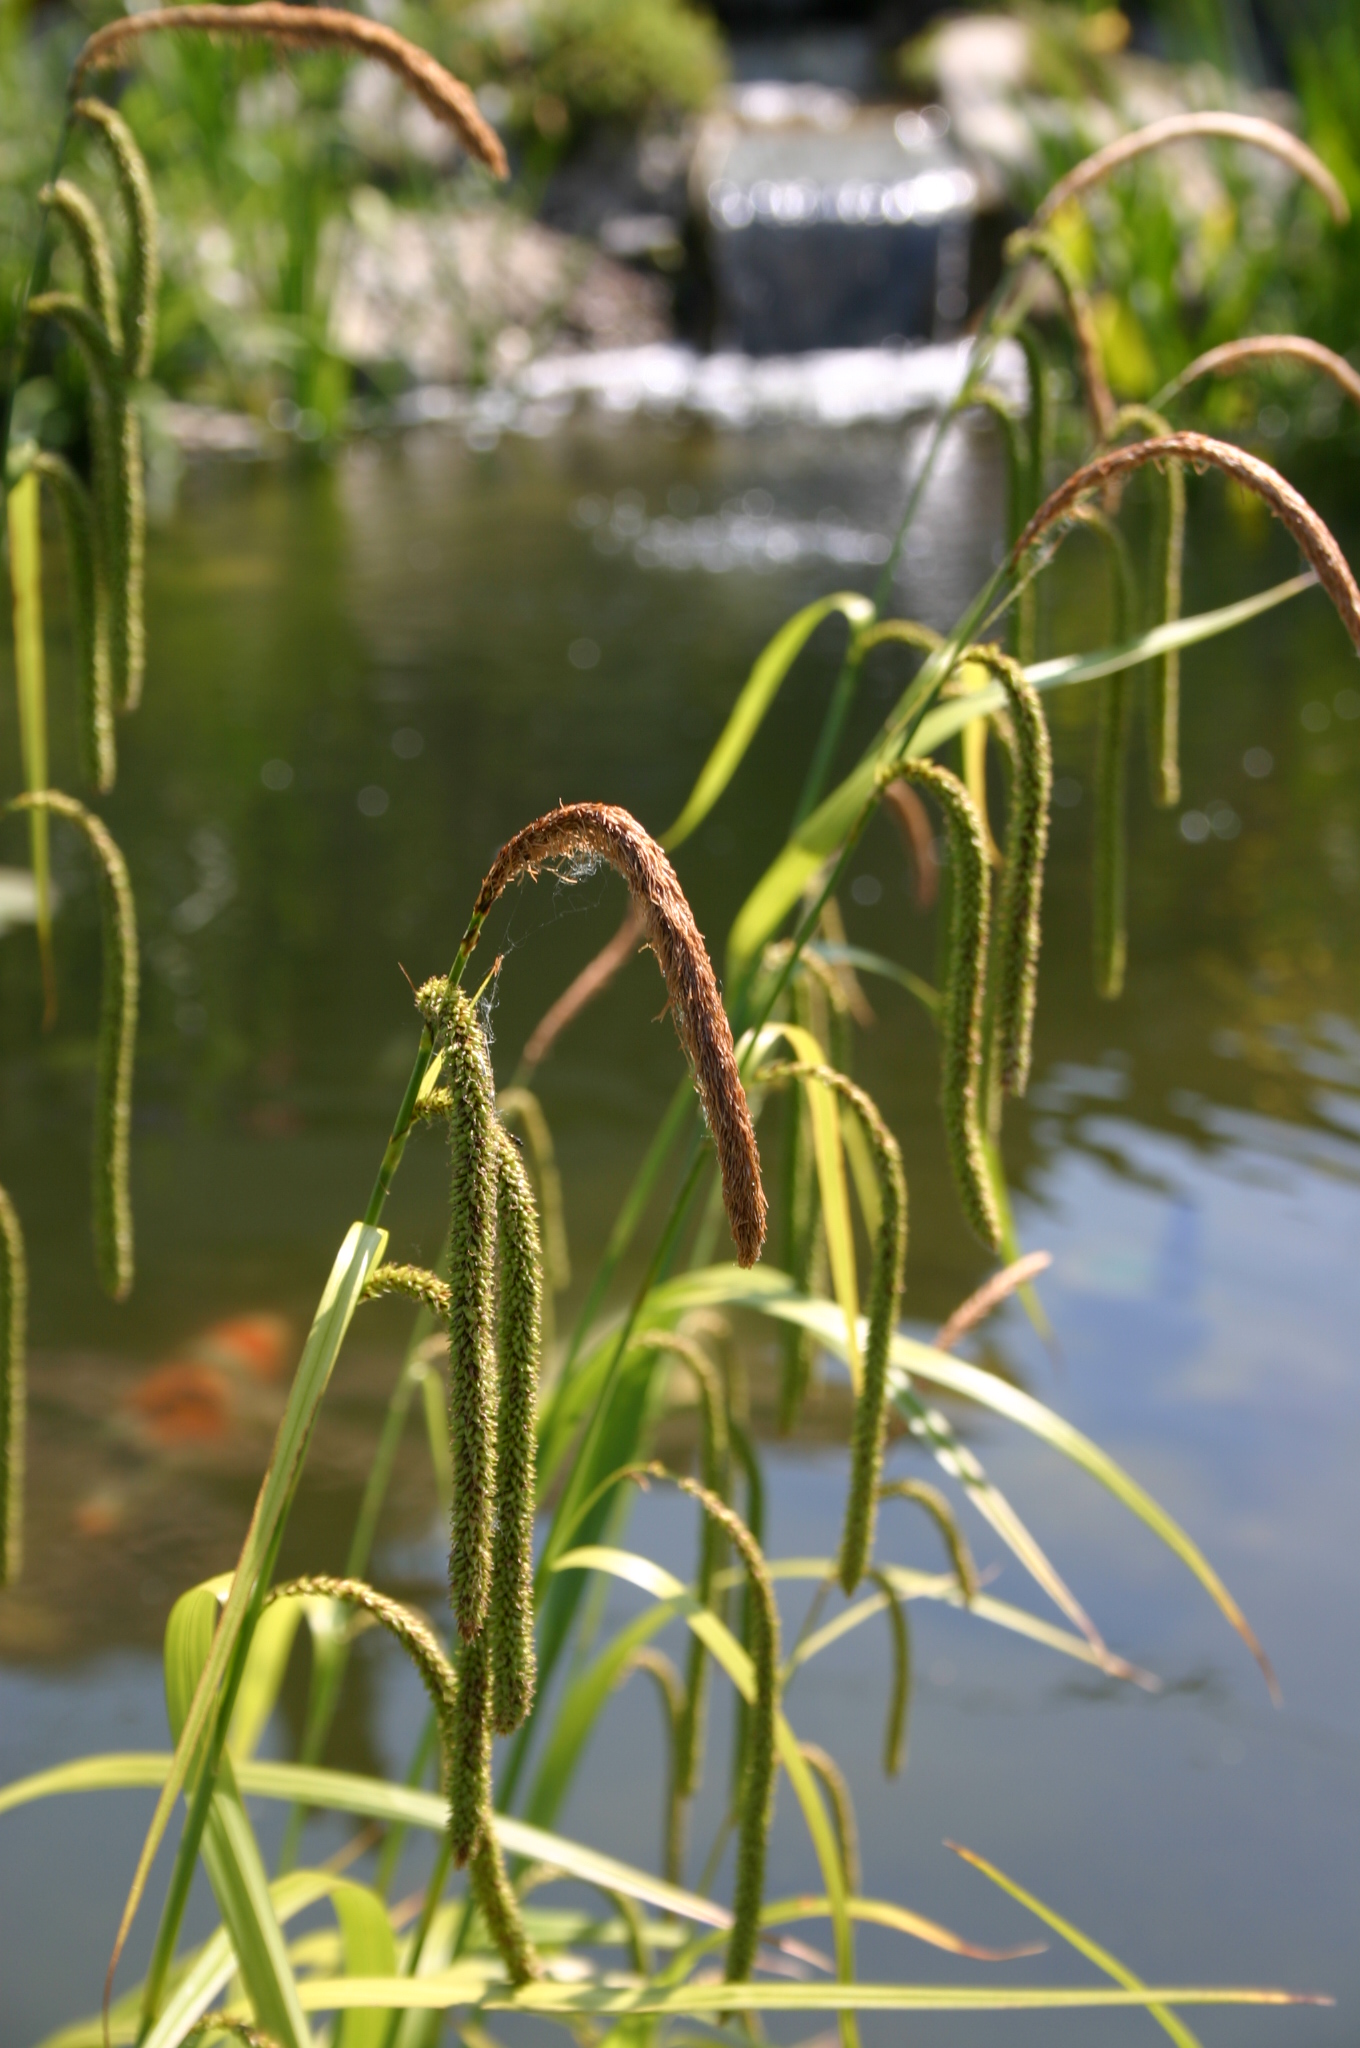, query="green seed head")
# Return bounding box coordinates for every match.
[448,1627,492,1867]
[40,178,122,354]
[891,762,1001,1250]
[964,646,1053,1098]
[11,793,137,1299]
[73,97,160,381]
[32,452,114,793]
[489,1123,541,1735]
[436,989,498,1643]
